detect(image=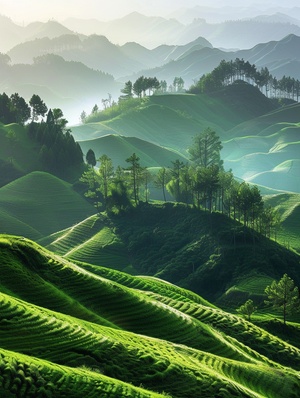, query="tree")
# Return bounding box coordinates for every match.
[10,93,31,124]
[120,80,133,99]
[167,159,185,202]
[86,149,96,168]
[52,108,68,130]
[91,104,99,114]
[125,153,143,205]
[133,76,145,98]
[237,299,256,321]
[29,94,48,121]
[188,128,223,169]
[154,167,170,202]
[98,154,114,206]
[265,274,300,325]
[80,110,87,124]
[80,168,101,212]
